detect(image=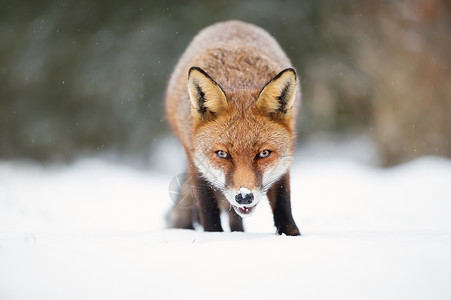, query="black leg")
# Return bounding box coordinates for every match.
[228,208,244,232]
[193,174,223,232]
[267,172,300,236]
